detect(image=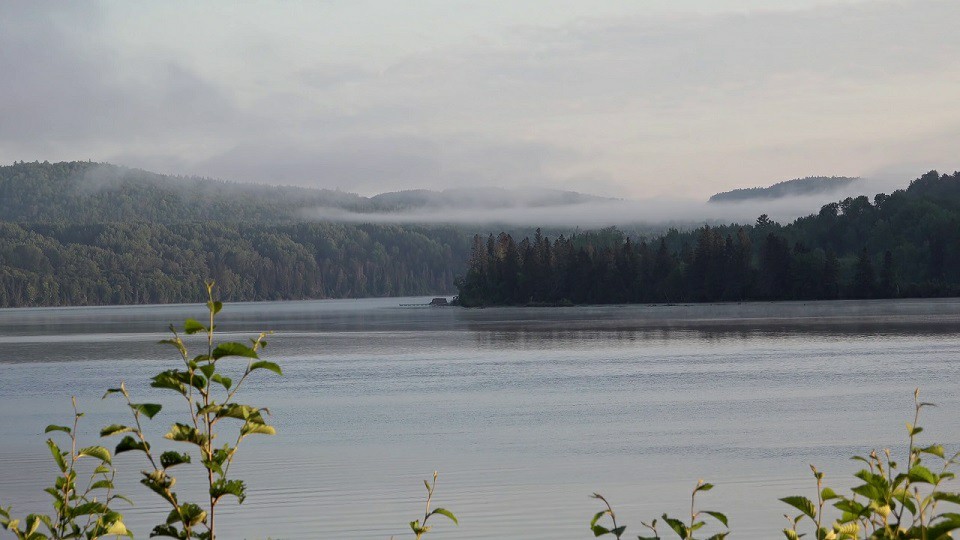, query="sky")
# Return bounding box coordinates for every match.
[2,0,959,200]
